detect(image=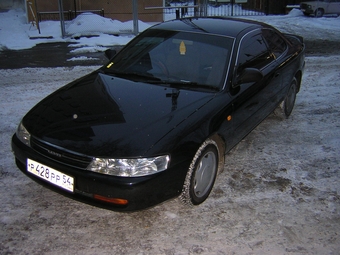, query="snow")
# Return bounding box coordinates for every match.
[247,8,340,41]
[1,56,340,254]
[0,10,143,51]
[1,7,339,52]
[1,5,340,255]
